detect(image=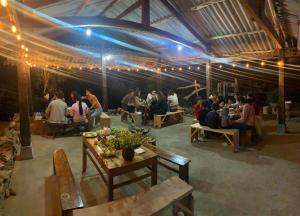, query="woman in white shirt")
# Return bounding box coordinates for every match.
[167,90,179,112]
